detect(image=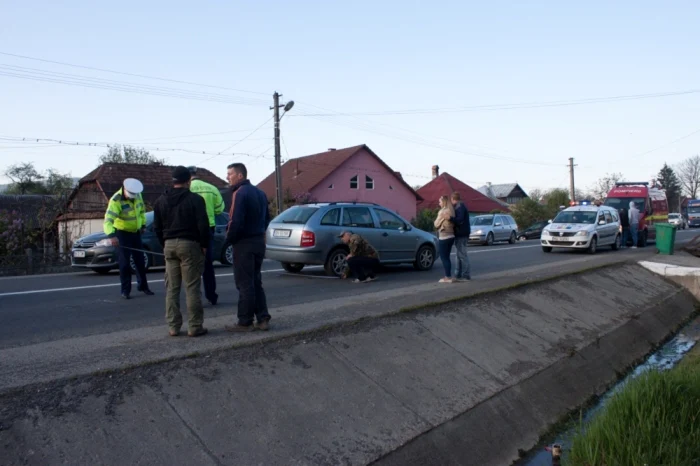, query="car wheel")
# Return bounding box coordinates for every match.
[485,232,494,246]
[130,251,150,272]
[93,268,112,275]
[588,237,597,255]
[612,234,620,251]
[220,244,234,266]
[542,246,552,253]
[518,235,527,241]
[282,262,305,273]
[325,248,348,277]
[639,230,648,248]
[413,245,435,271]
[509,231,517,244]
